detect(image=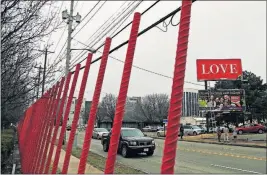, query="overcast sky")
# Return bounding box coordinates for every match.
[44,1,266,100]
